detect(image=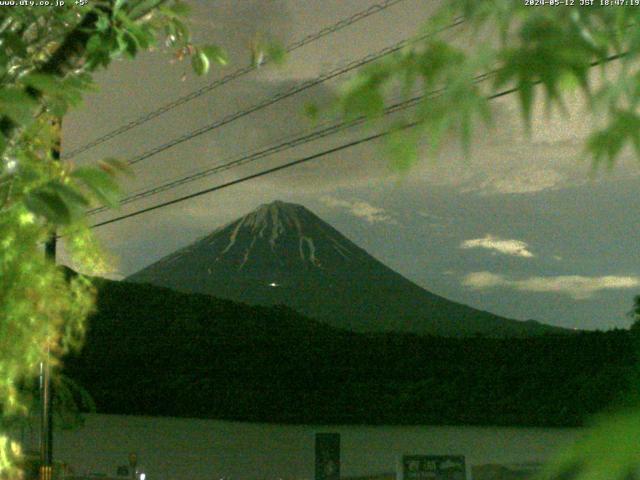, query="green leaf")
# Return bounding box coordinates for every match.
[386,127,420,172]
[342,86,384,121]
[266,41,287,65]
[427,115,452,155]
[459,115,473,154]
[540,408,640,480]
[201,45,228,66]
[3,32,27,58]
[22,72,90,117]
[191,50,210,76]
[71,167,121,208]
[49,183,90,210]
[116,31,129,55]
[587,109,640,169]
[123,32,139,58]
[86,34,103,55]
[128,0,165,20]
[304,103,320,120]
[518,79,537,131]
[23,181,89,225]
[24,188,72,225]
[117,13,152,51]
[168,0,191,16]
[171,18,190,42]
[0,50,8,78]
[113,0,127,15]
[0,88,38,126]
[136,25,154,49]
[22,74,61,96]
[95,13,110,32]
